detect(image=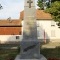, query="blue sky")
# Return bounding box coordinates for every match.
[0,0,38,19]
